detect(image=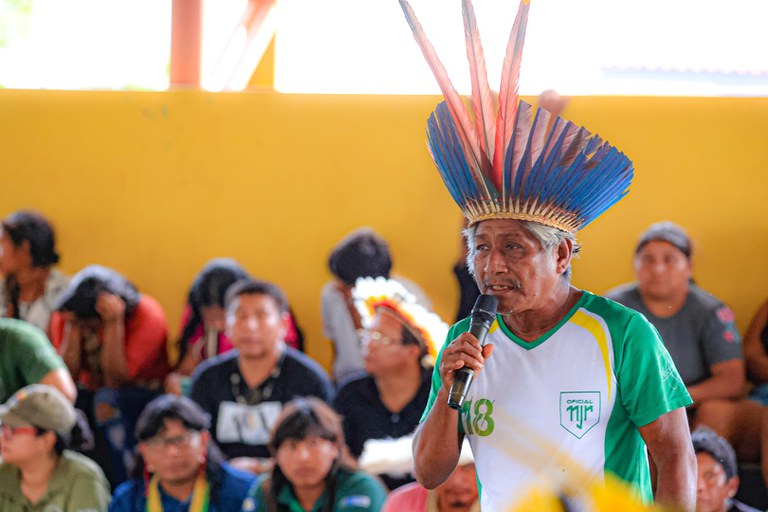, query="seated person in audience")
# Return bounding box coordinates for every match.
[334,277,446,490]
[322,227,431,382]
[382,441,478,512]
[189,278,333,475]
[167,258,304,395]
[692,427,762,512]
[110,394,256,512]
[743,297,768,404]
[51,264,171,485]
[0,384,111,511]
[0,210,69,337]
[241,397,387,512]
[605,222,762,460]
[0,318,76,403]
